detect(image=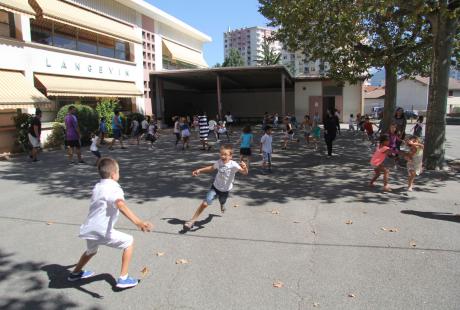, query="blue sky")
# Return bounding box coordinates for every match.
[147,0,270,66]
